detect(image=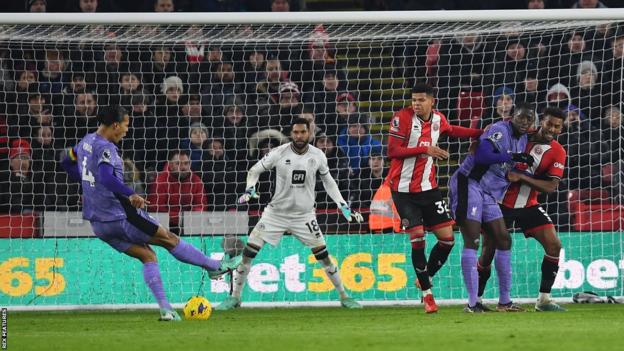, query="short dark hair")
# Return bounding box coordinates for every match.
[97,105,127,126]
[291,117,310,130]
[168,149,189,161]
[411,82,434,96]
[513,102,536,117]
[542,107,566,121]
